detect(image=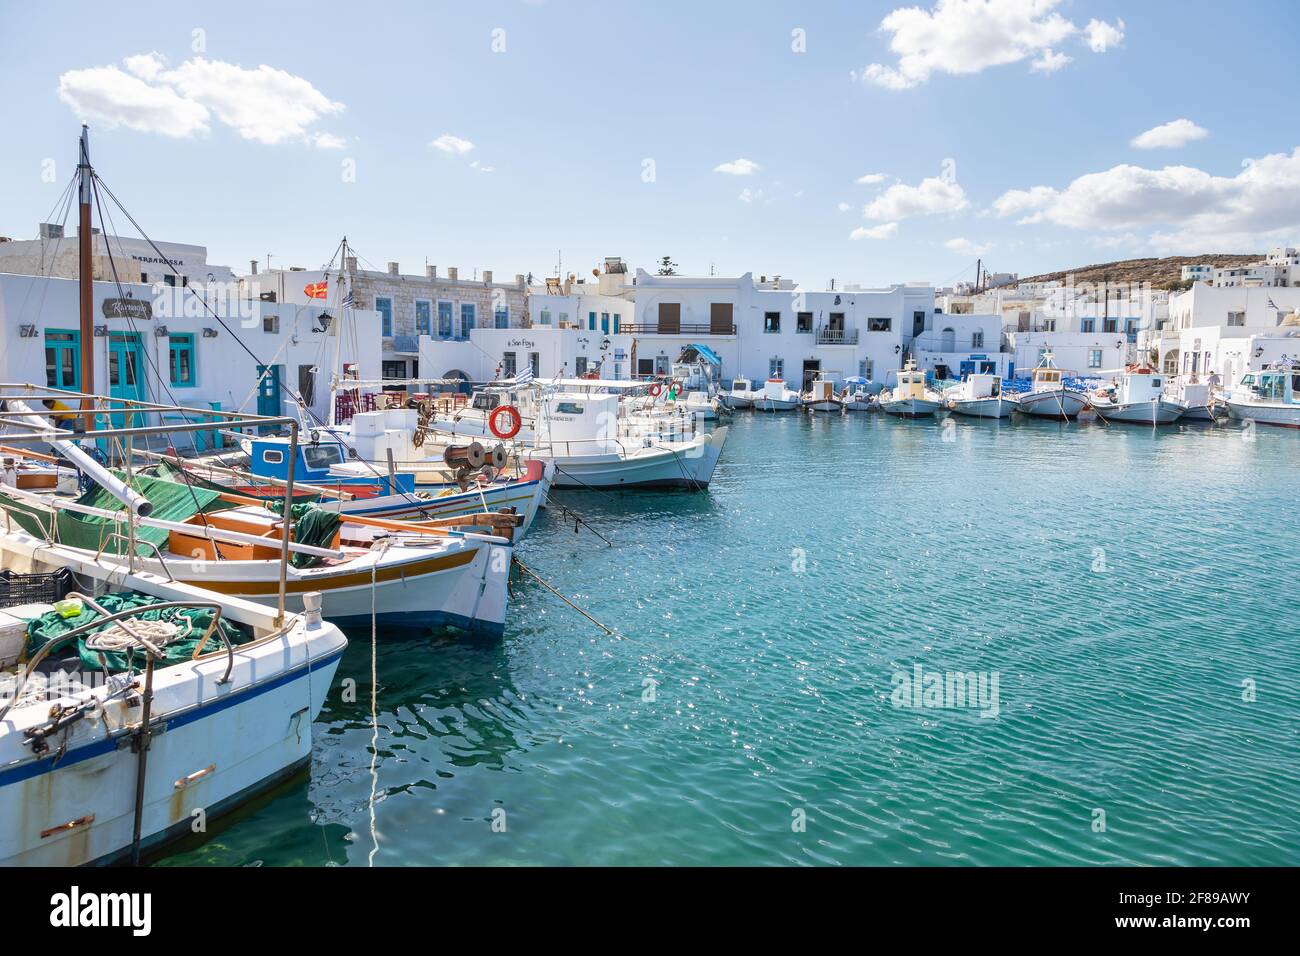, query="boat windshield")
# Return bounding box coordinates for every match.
[302,444,345,470]
[471,393,502,411]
